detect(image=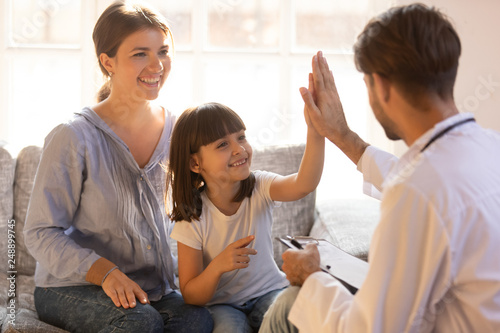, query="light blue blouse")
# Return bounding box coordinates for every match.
[24,107,176,301]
